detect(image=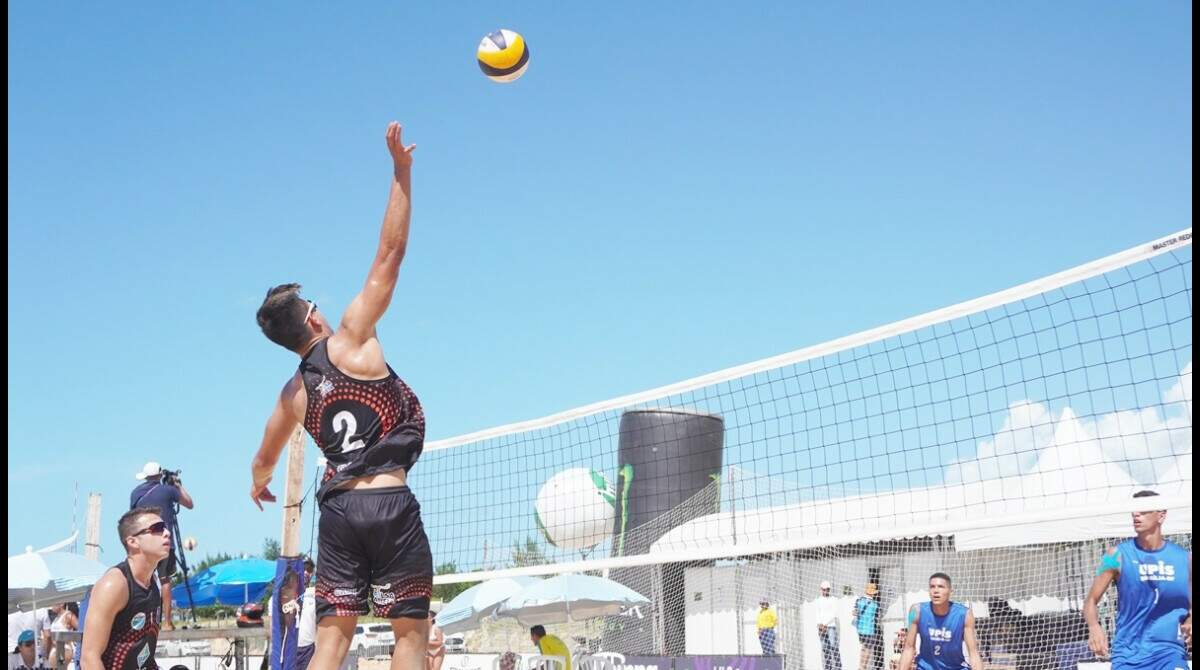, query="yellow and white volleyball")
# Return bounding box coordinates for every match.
[477,29,529,83]
[183,537,198,551]
[534,468,615,550]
